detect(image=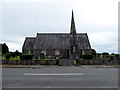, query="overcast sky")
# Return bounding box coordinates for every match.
[1,0,119,54]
